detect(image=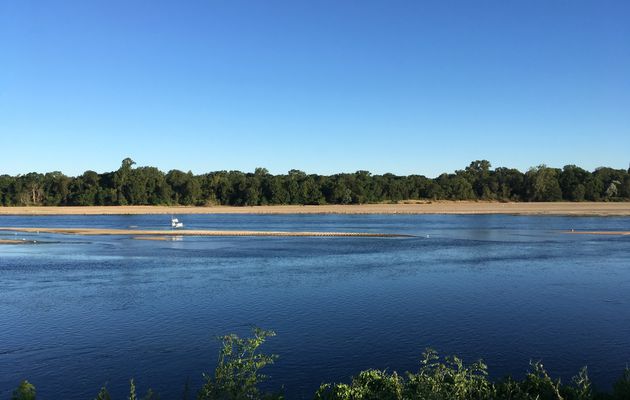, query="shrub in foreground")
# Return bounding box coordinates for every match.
[10,328,630,400]
[315,352,630,400]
